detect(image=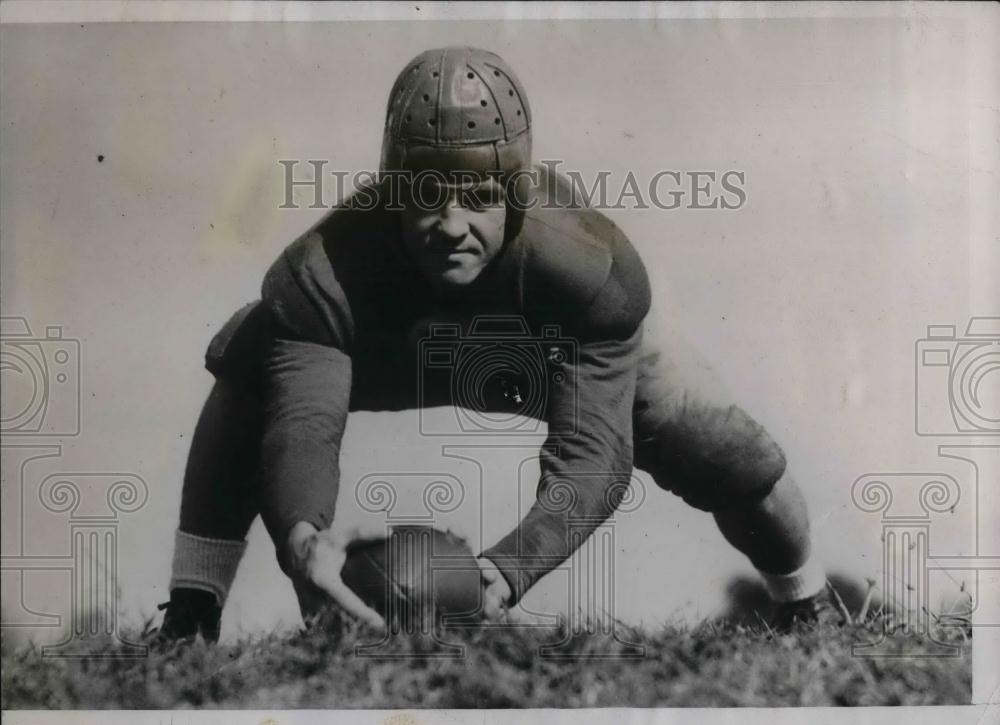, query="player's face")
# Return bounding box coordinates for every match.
[400,176,506,289]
